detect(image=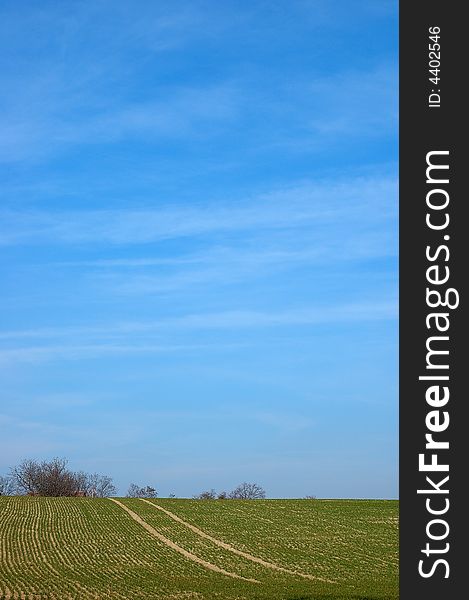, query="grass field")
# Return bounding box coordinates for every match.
[0,496,398,600]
